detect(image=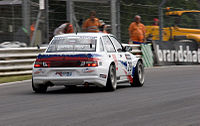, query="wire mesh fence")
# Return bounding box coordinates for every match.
[49,0,66,40]
[0,0,200,47]
[0,1,23,43]
[120,1,159,43]
[73,1,111,32]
